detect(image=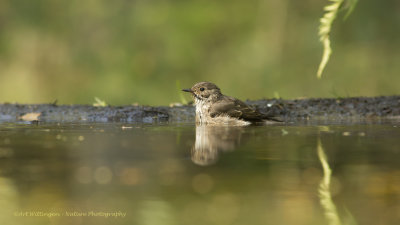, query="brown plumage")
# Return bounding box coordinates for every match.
[182,82,281,125]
